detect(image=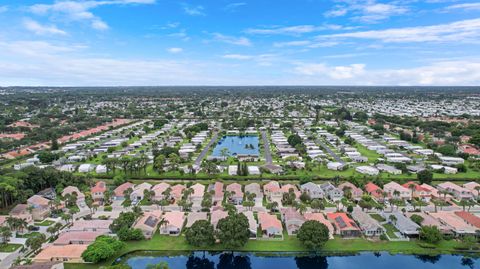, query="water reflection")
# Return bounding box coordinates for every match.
[295,256,328,269]
[414,255,441,264]
[121,251,480,269]
[186,256,214,269]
